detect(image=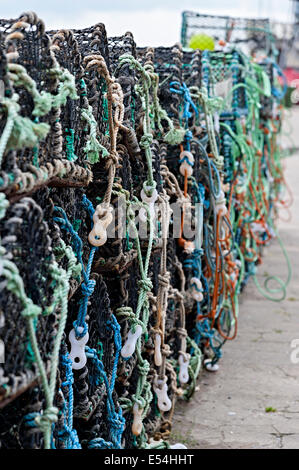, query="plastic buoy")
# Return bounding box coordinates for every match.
[189,34,215,51]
